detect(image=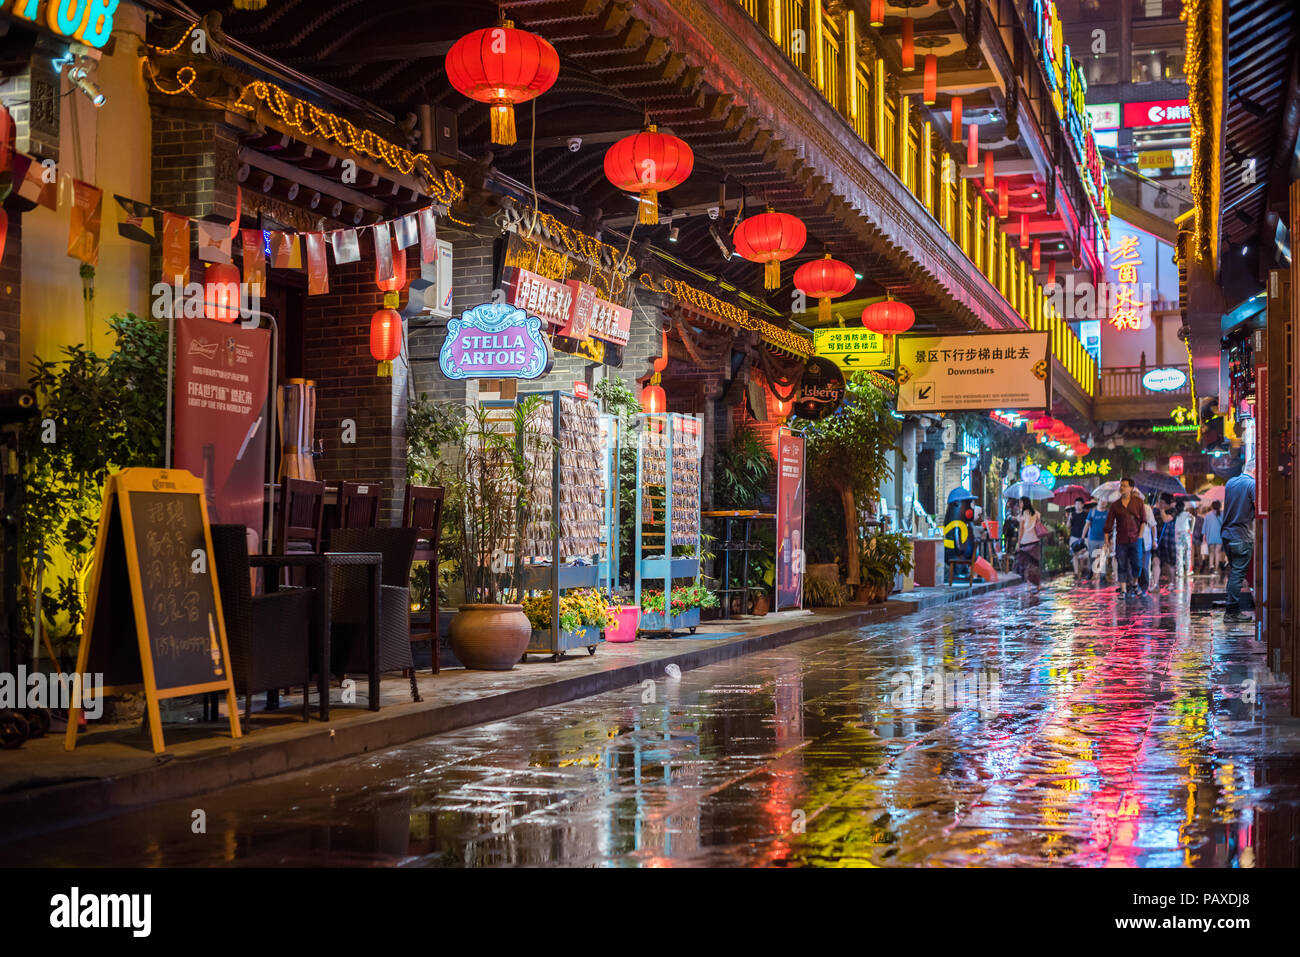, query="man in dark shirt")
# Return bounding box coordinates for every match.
[1221,464,1256,622]
[1105,477,1147,598]
[1069,497,1090,580]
